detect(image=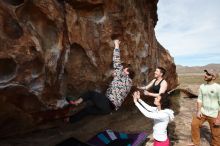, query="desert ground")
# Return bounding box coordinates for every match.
[0,73,219,146]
